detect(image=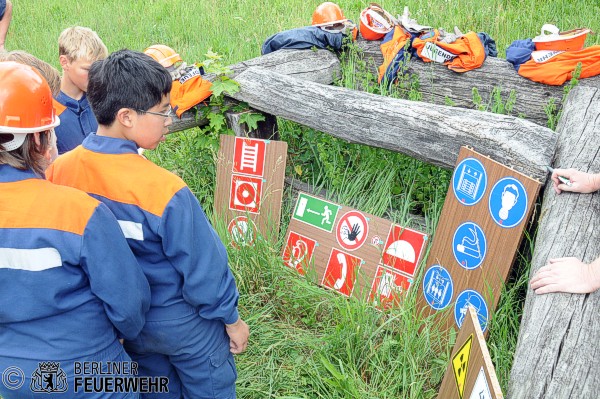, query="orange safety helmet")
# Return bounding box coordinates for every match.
[360,4,395,41]
[143,44,183,68]
[311,2,348,27]
[0,61,60,151]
